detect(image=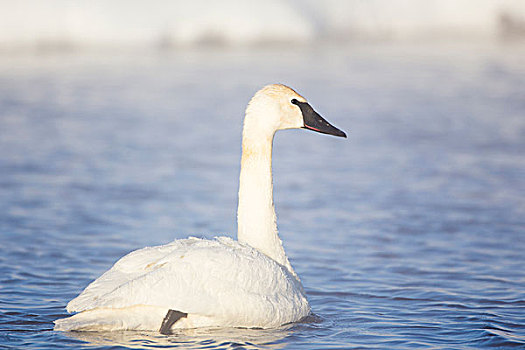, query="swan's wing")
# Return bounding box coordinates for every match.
[66,237,202,313]
[67,237,308,326]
